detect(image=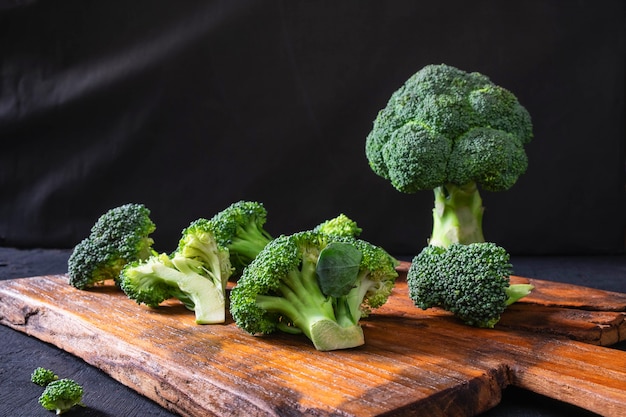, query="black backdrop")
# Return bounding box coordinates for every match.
[1,0,624,257]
